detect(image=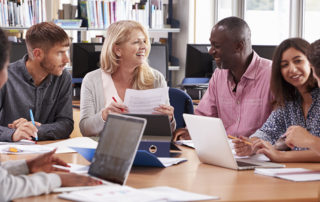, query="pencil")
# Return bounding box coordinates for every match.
[228,135,252,145]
